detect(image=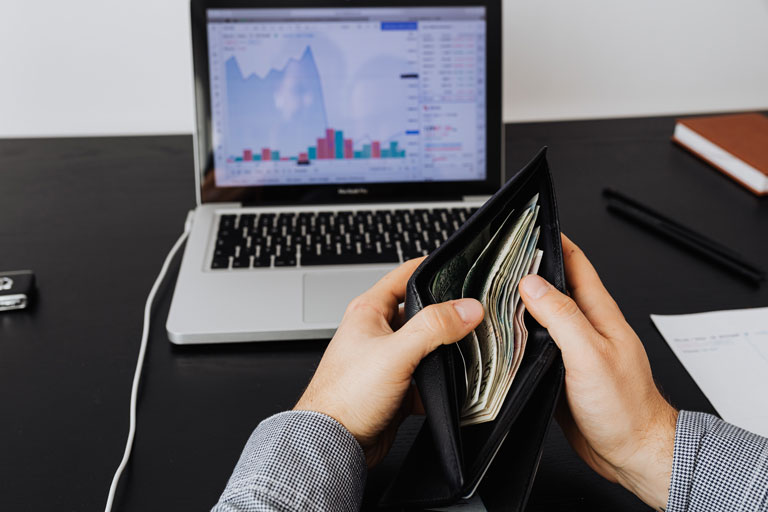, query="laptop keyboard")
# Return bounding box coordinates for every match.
[211,207,478,269]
